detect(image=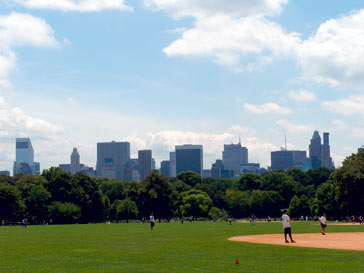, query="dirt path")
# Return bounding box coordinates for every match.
[229,232,364,251]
